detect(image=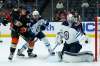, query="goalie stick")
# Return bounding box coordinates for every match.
[52,43,60,52]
